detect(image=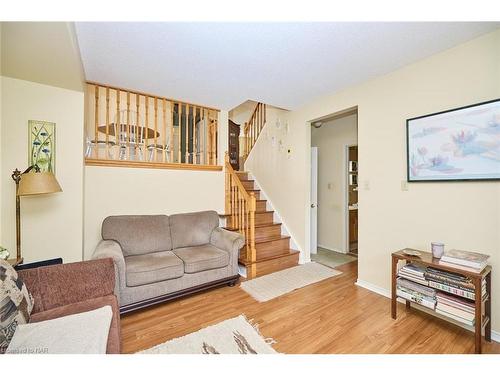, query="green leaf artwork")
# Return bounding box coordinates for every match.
[28,120,56,173]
